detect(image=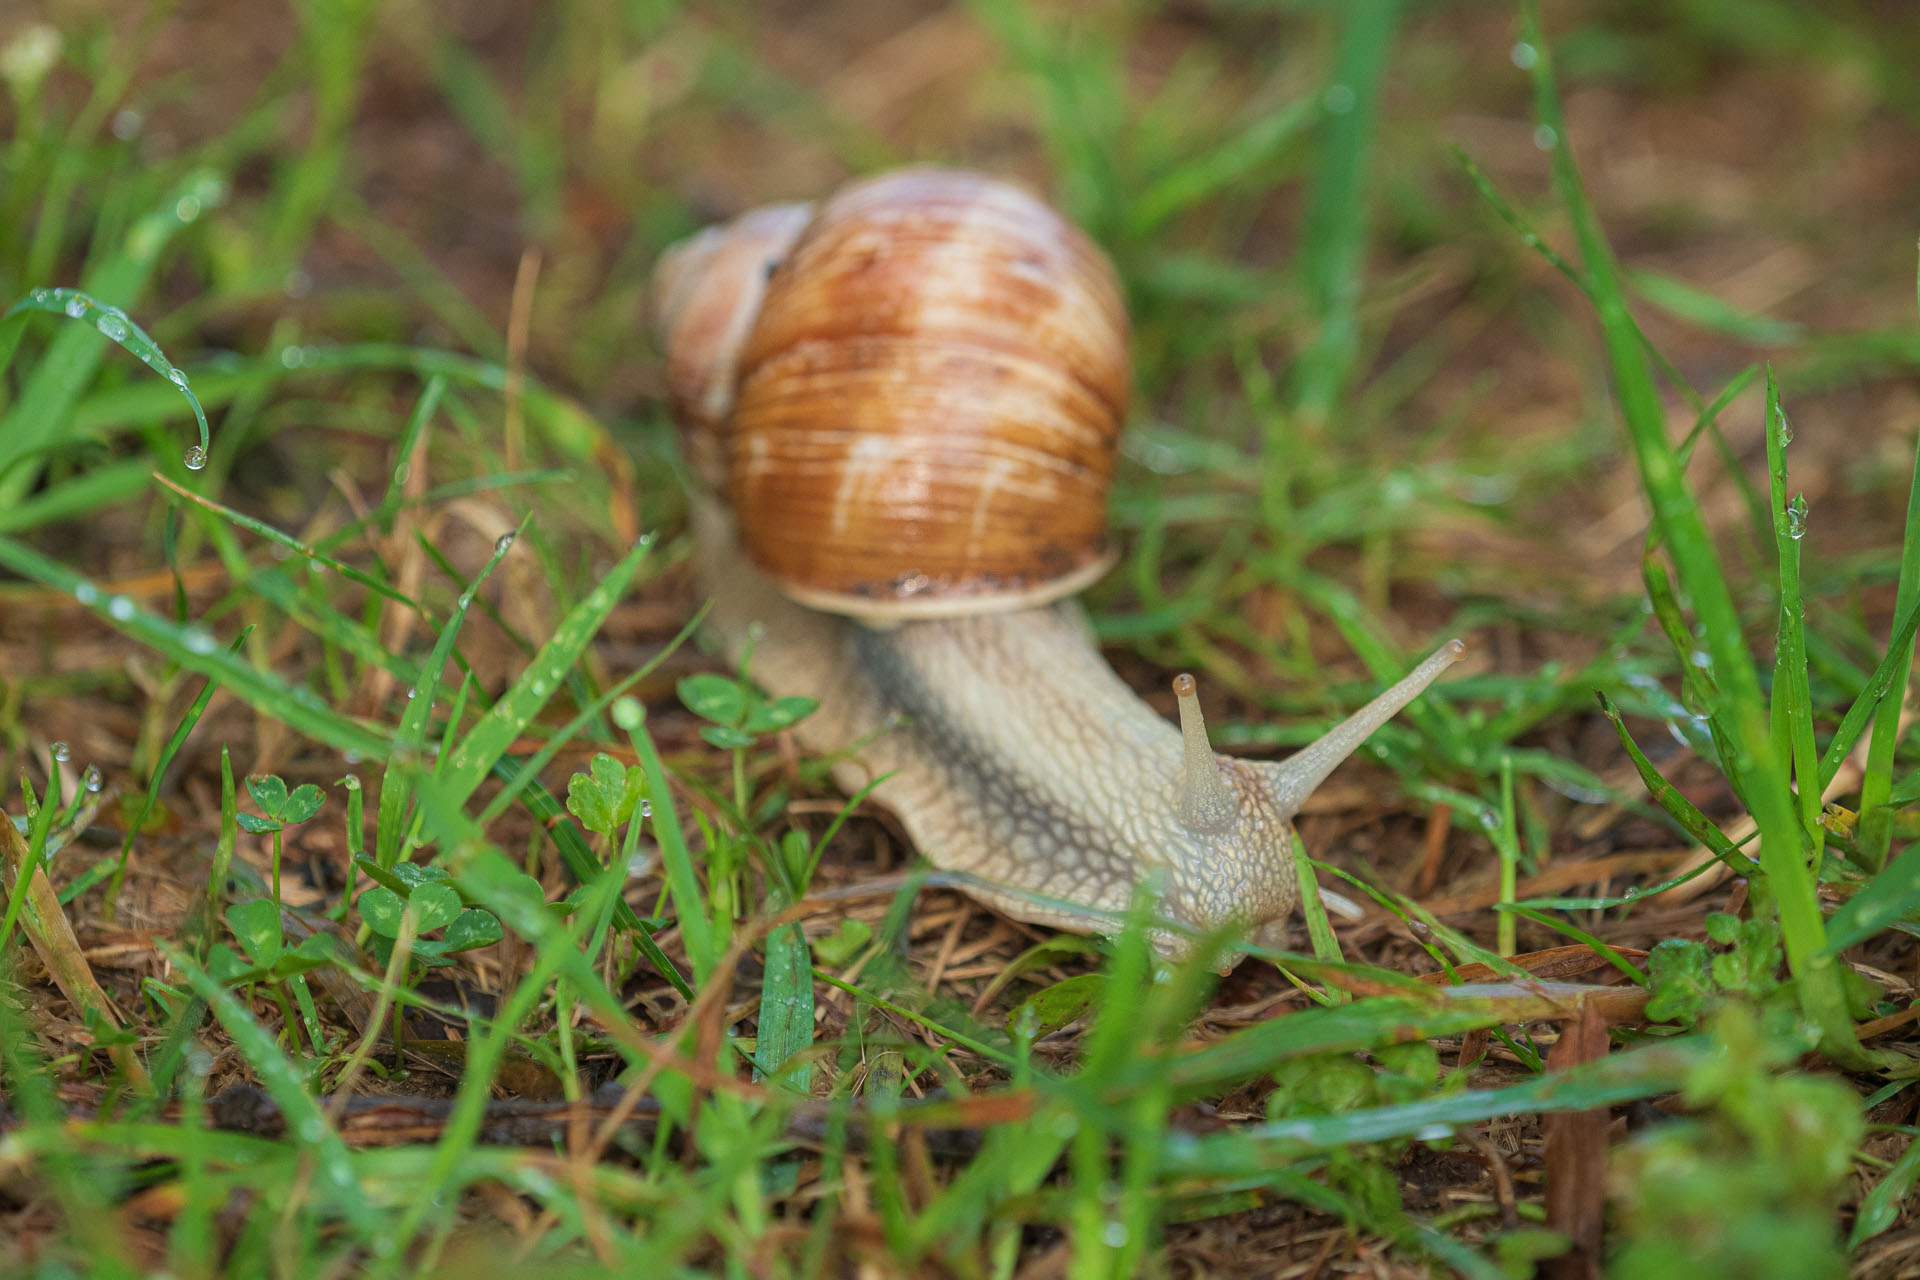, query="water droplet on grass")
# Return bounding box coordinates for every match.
[83,766,102,792]
[1510,42,1538,69]
[495,531,517,554]
[96,311,129,341]
[184,445,207,470]
[64,295,88,318]
[1532,124,1558,151]
[107,595,135,621]
[50,741,71,762]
